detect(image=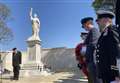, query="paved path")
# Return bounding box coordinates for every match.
[0,69,88,83]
